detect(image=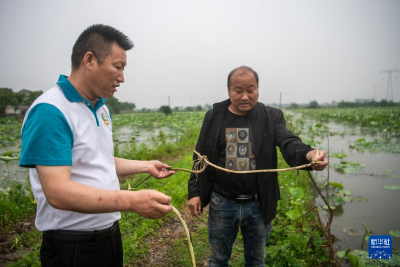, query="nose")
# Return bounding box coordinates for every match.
[241,92,249,101]
[118,71,125,83]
